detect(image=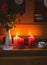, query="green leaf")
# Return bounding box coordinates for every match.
[5,25,12,32]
